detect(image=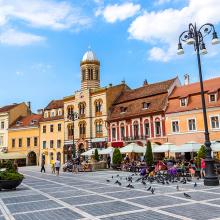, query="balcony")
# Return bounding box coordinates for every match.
[122,136,149,141]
